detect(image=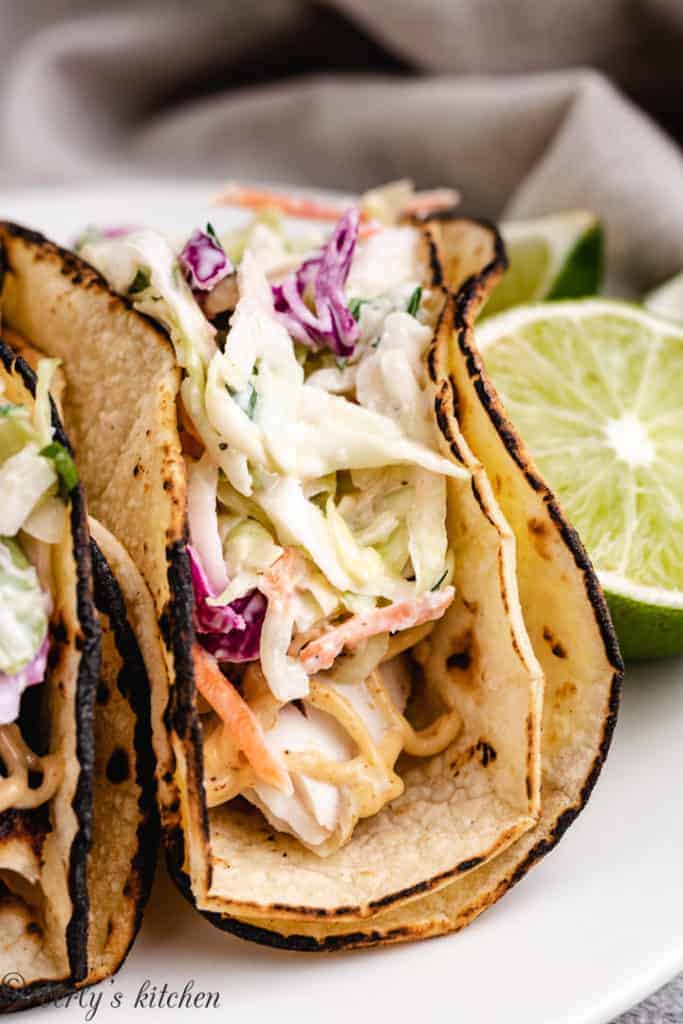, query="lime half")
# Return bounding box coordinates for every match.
[644,271,683,322]
[483,211,603,318]
[477,299,683,659]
